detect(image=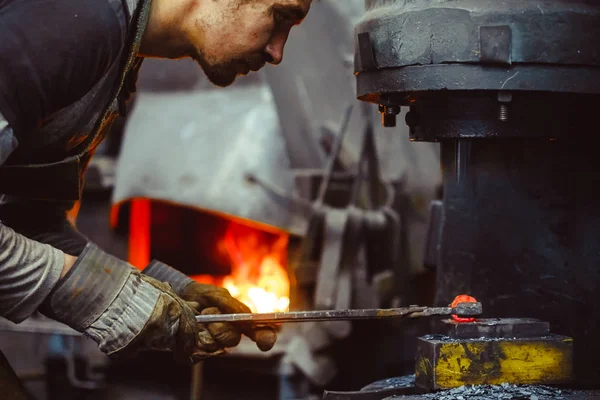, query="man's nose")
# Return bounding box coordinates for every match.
[264,31,290,65]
